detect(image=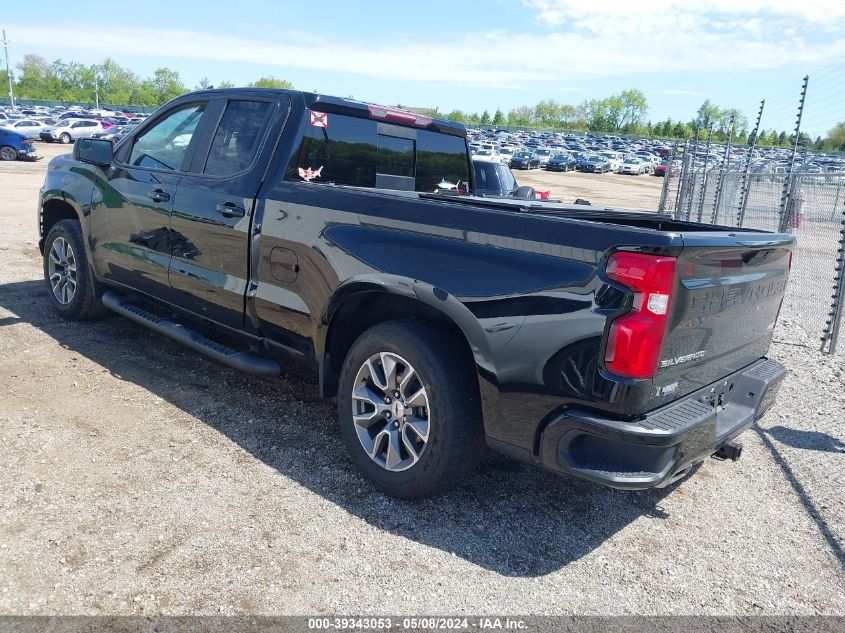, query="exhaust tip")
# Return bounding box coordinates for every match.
[712,441,743,462]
